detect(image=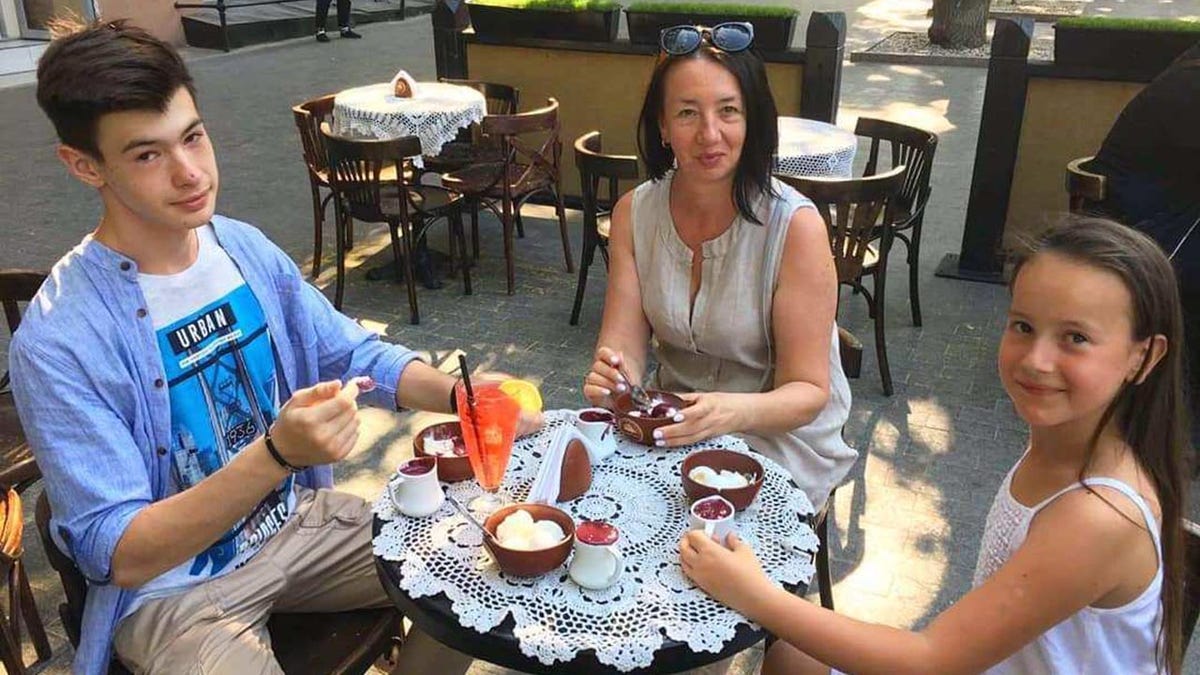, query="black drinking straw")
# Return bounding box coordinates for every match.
[457,354,482,445]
